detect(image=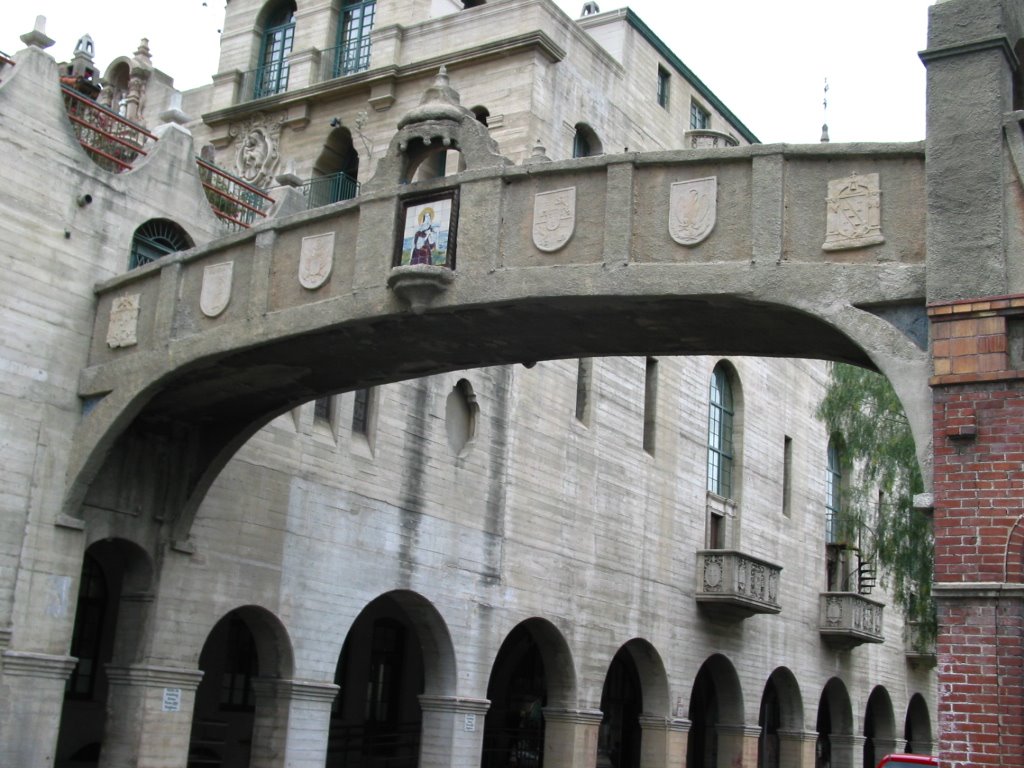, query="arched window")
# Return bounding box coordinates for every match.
[255,2,296,99]
[825,439,842,544]
[129,219,193,269]
[572,122,602,158]
[333,0,376,77]
[706,364,734,499]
